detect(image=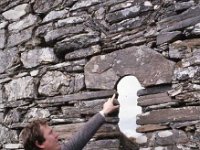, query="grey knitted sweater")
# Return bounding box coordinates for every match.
[61,113,105,150]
